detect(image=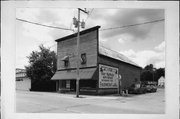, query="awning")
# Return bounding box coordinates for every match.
[61,56,69,61]
[51,68,97,80]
